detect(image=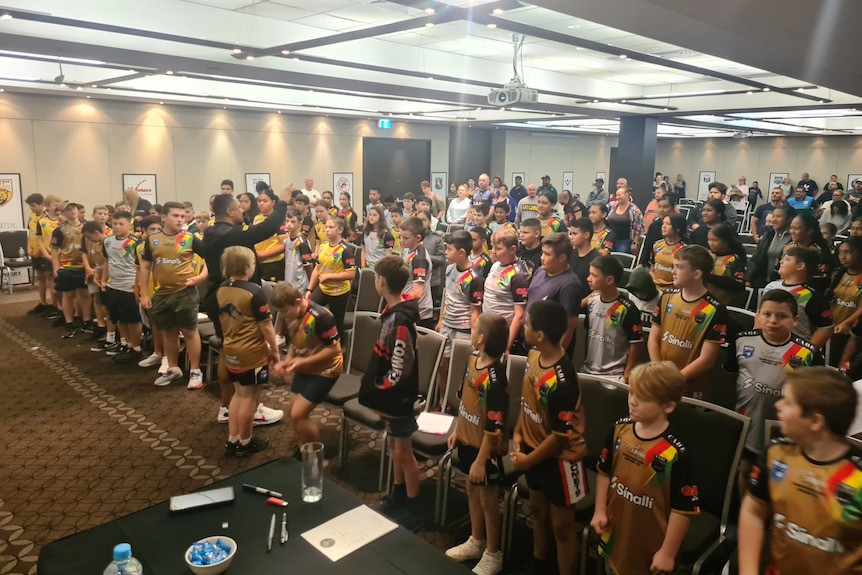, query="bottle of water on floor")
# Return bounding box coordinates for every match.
[103,543,143,575]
